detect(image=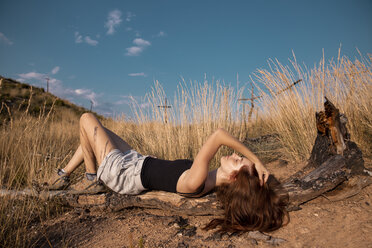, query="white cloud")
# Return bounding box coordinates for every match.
[126,46,143,56]
[18,71,61,87]
[18,72,37,79]
[84,36,98,46]
[16,70,135,117]
[133,38,151,46]
[128,72,146,77]
[18,70,101,110]
[115,95,135,105]
[51,66,60,75]
[115,95,149,110]
[0,32,13,45]
[17,71,62,96]
[105,10,122,35]
[75,32,99,46]
[125,38,151,56]
[74,88,90,95]
[74,88,98,106]
[139,102,151,109]
[126,12,136,22]
[18,72,59,83]
[75,32,83,43]
[156,31,166,37]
